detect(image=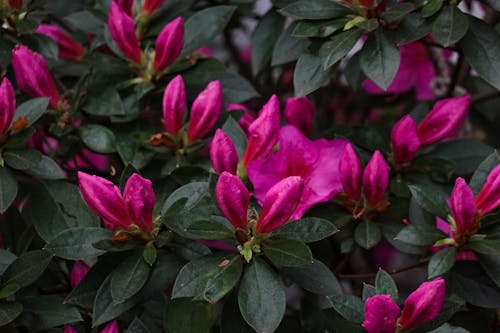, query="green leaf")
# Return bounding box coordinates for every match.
[354,220,382,249]
[392,13,432,45]
[272,24,311,66]
[182,218,234,240]
[476,253,500,288]
[0,167,17,214]
[111,252,151,304]
[282,259,342,296]
[460,17,500,91]
[25,156,66,180]
[451,267,500,308]
[23,295,82,329]
[421,0,444,18]
[238,258,285,333]
[143,243,157,266]
[279,0,351,20]
[272,217,338,242]
[2,250,52,287]
[375,269,398,301]
[395,224,446,246]
[222,116,247,159]
[264,240,313,267]
[360,29,400,90]
[45,227,112,260]
[362,283,377,301]
[0,284,20,298]
[164,298,213,333]
[80,124,116,154]
[12,97,49,129]
[126,317,151,333]
[408,184,450,219]
[251,10,286,76]
[182,6,236,55]
[294,53,332,96]
[329,295,365,324]
[379,3,415,23]
[82,87,125,116]
[428,247,456,279]
[0,302,22,327]
[3,149,42,170]
[470,239,500,255]
[319,29,362,69]
[432,6,469,47]
[469,151,500,194]
[161,182,209,215]
[292,19,348,38]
